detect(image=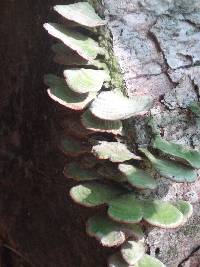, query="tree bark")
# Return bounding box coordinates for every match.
[103,0,200,266]
[0,0,200,266]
